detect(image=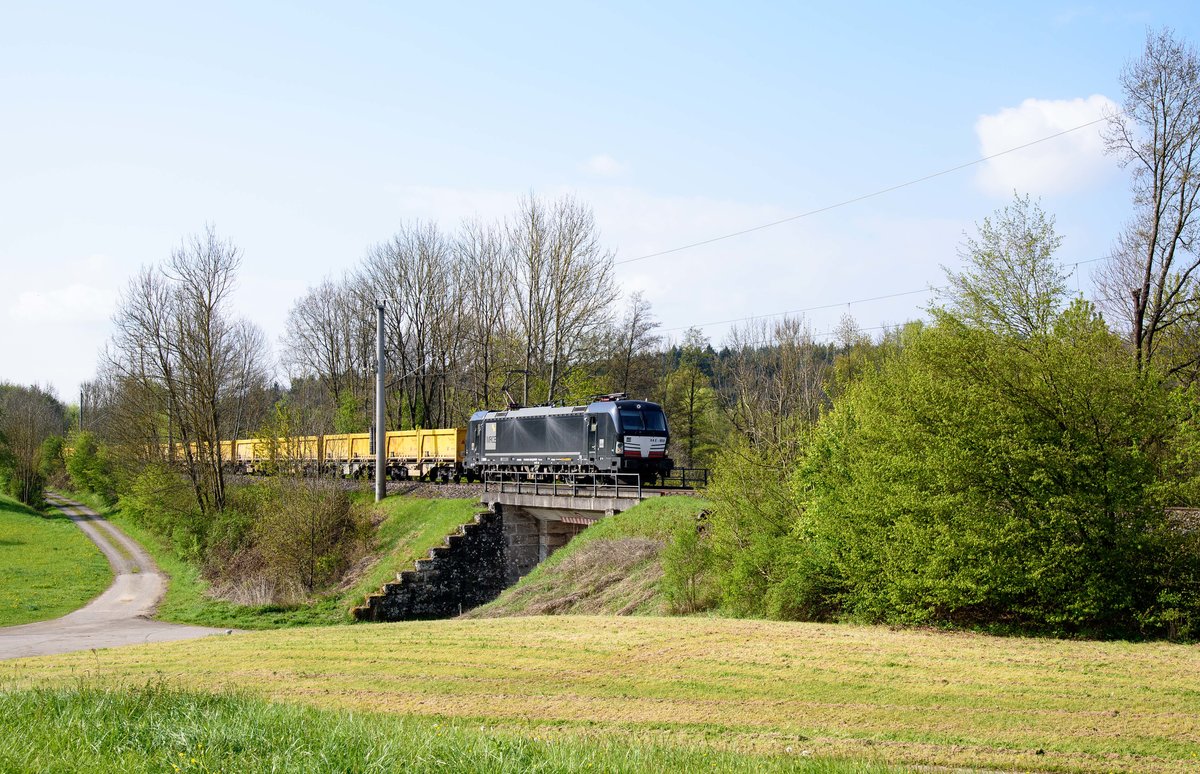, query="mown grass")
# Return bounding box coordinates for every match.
[0,493,111,627]
[62,489,480,630]
[5,615,1197,772]
[0,681,891,773]
[470,495,709,617]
